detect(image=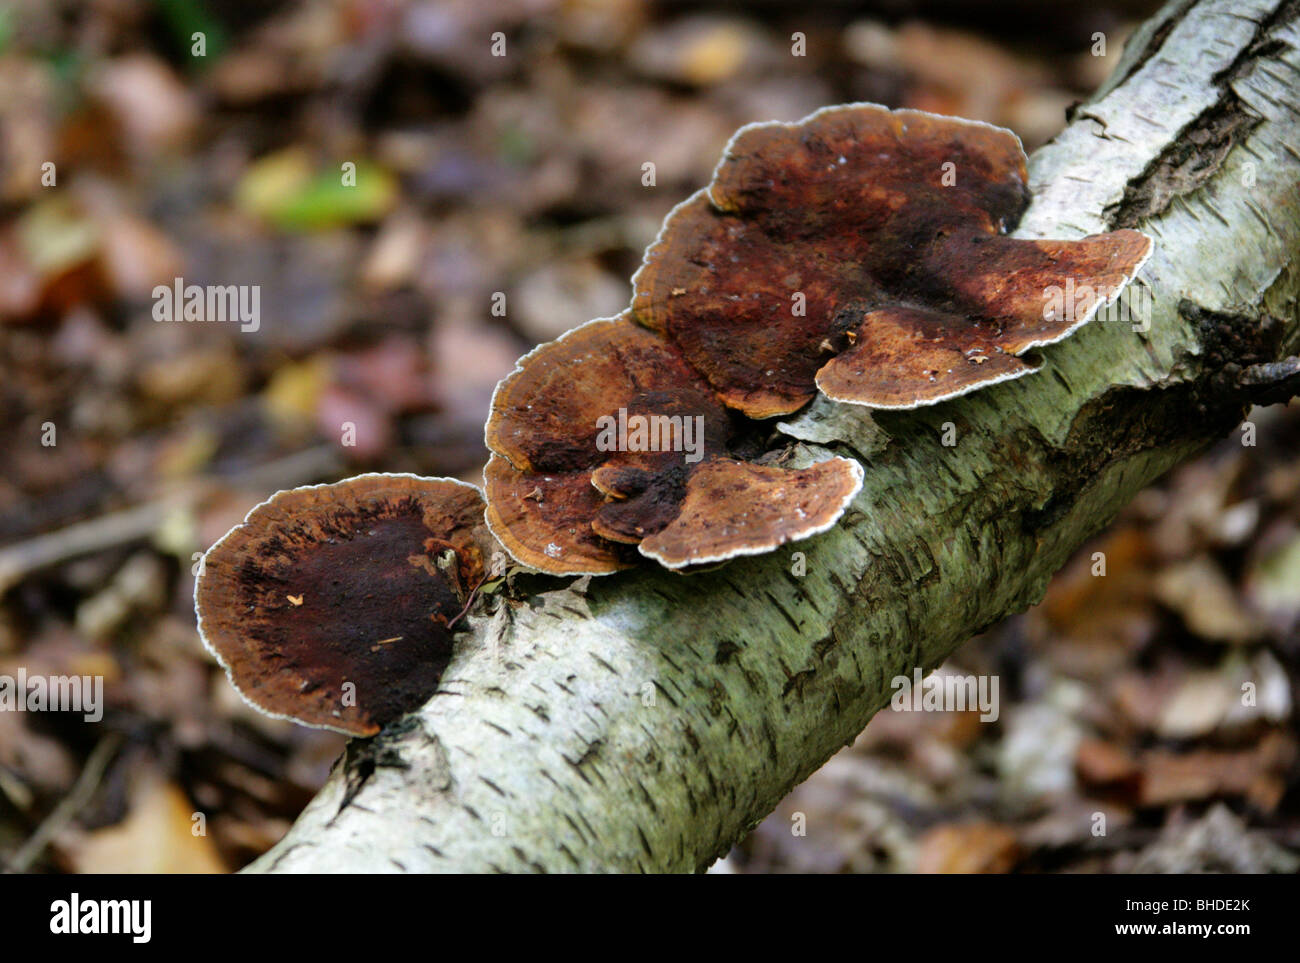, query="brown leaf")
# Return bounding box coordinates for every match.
[1075,737,1141,796]
[1153,557,1266,643]
[62,771,227,874]
[914,821,1021,874]
[1138,732,1294,811]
